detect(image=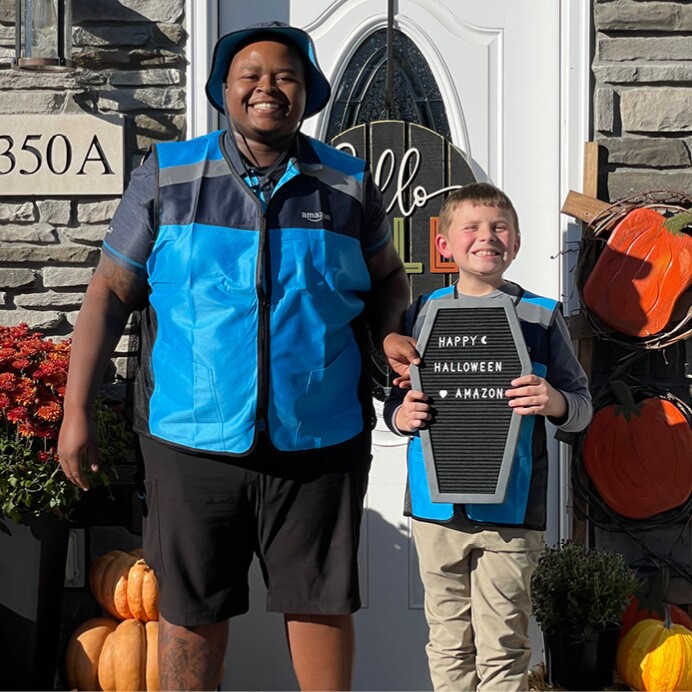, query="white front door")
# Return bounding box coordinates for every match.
[206,2,590,689]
